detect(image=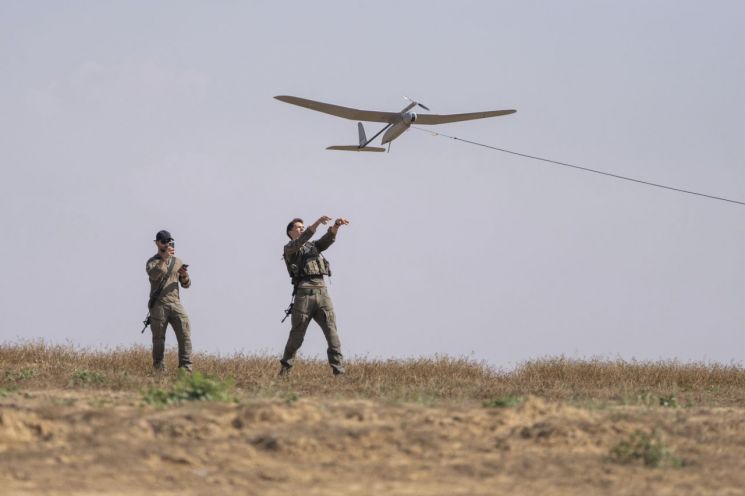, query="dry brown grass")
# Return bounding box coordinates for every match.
[1,341,744,406]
